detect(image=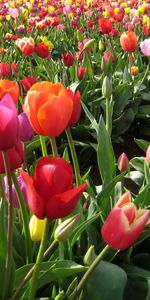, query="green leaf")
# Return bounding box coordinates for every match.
[113,83,133,118]
[83,261,127,300]
[0,199,7,298]
[81,102,98,133]
[134,184,150,207]
[97,116,116,186]
[134,138,149,152]
[130,157,145,173]
[137,105,150,119]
